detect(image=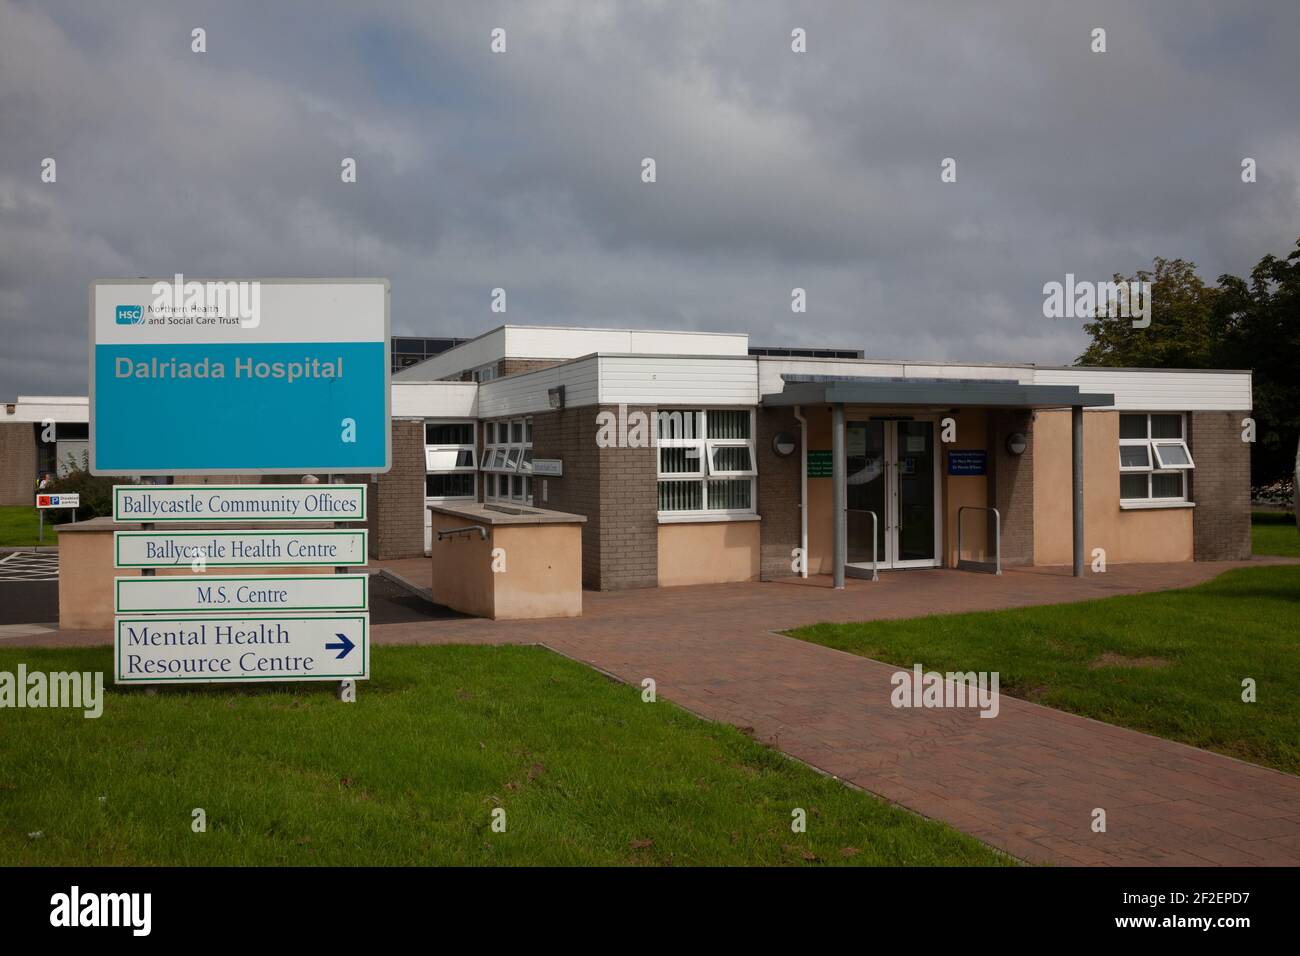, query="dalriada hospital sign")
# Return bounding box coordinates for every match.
[89,278,391,475]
